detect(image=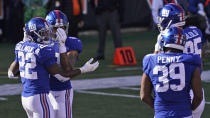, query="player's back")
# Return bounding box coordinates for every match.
[183,26,205,57]
[15,41,56,97]
[143,52,201,117]
[49,37,83,91]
